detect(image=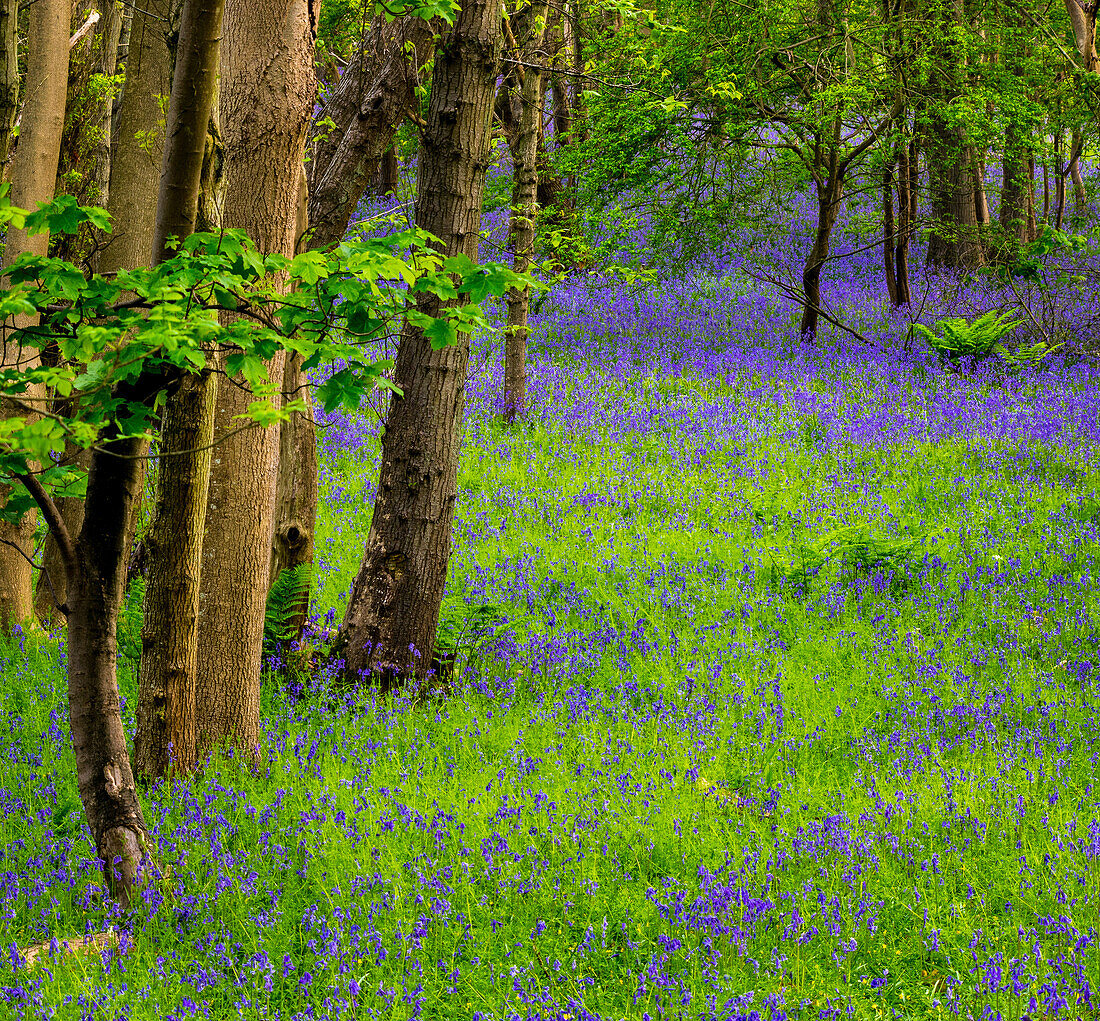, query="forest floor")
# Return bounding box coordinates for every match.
[1,256,1099,1019]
